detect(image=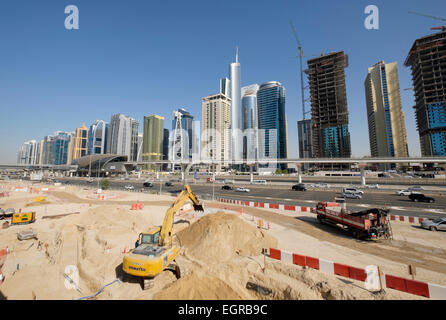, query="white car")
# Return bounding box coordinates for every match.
[343,188,364,195]
[124,185,135,190]
[313,183,330,188]
[236,187,250,193]
[365,184,379,189]
[396,189,412,196]
[408,186,424,191]
[342,192,362,199]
